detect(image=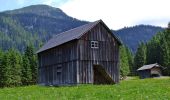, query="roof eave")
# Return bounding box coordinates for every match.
[36,39,78,54]
[99,20,123,45]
